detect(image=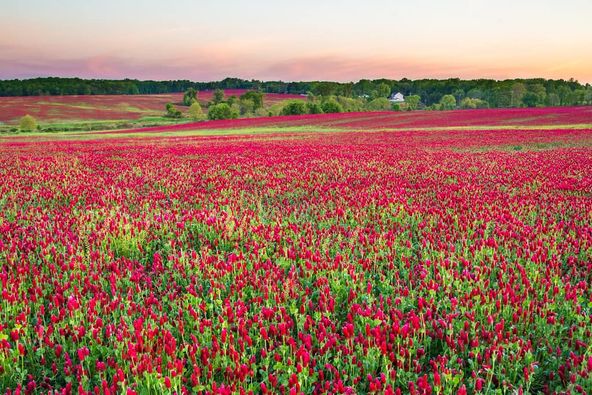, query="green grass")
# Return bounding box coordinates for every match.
[2,126,343,141]
[0,116,193,135]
